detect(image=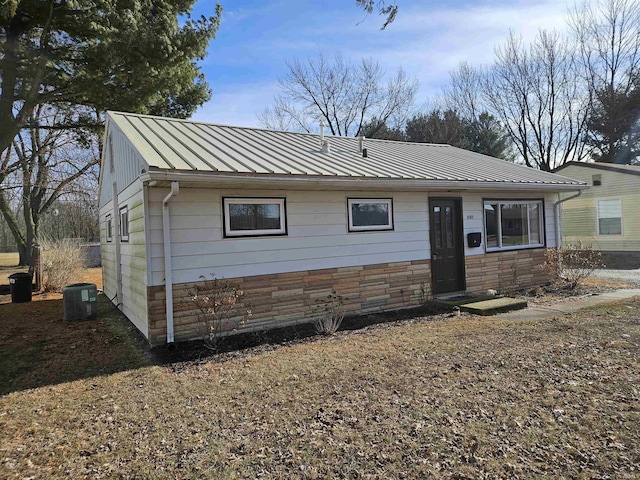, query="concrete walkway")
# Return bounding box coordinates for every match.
[495,288,640,322]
